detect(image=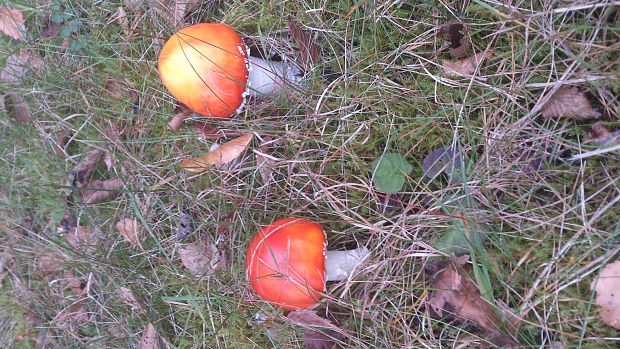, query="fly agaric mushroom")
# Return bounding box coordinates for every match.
[158,23,300,118]
[246,217,369,310]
